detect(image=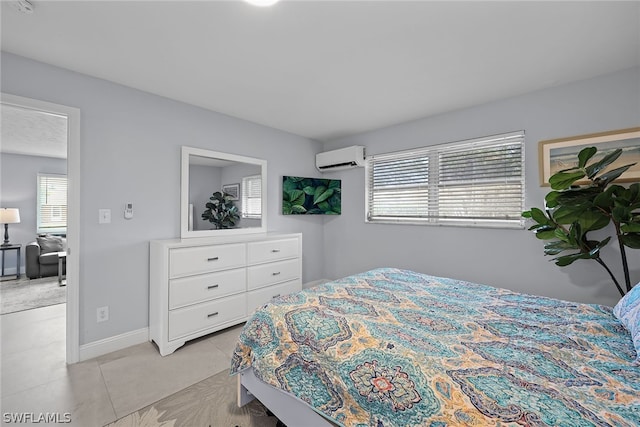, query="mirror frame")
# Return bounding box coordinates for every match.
[181,146,267,238]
